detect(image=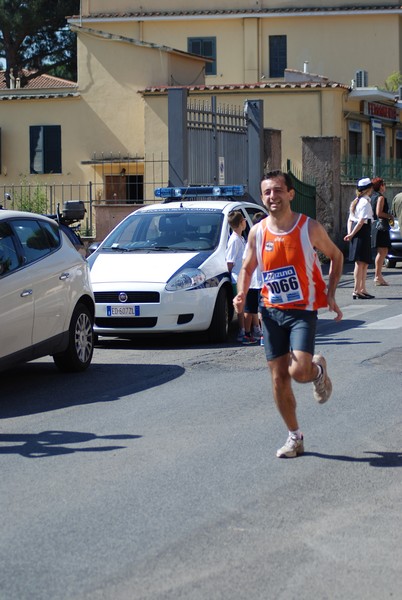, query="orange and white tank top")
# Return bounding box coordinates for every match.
[255,213,328,311]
